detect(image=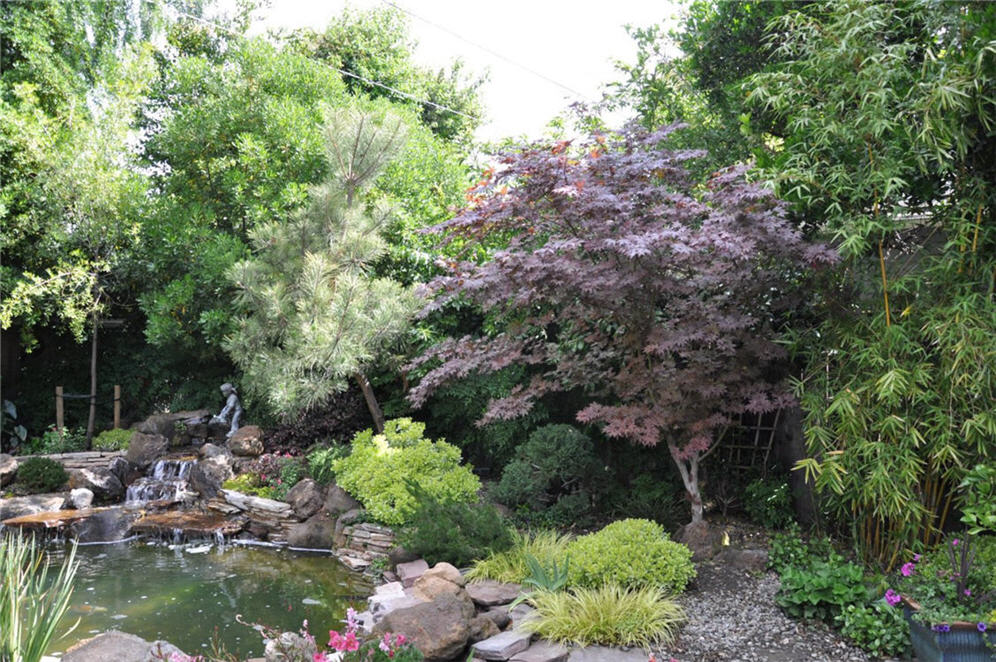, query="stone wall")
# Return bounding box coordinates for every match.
[338,522,395,560]
[14,451,125,472]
